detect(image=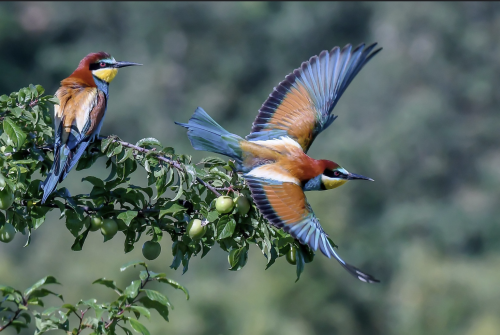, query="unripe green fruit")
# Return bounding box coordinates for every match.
[187,219,206,240]
[142,241,162,260]
[0,186,14,210]
[233,195,251,215]
[101,219,118,237]
[44,115,52,124]
[216,196,234,214]
[0,223,15,243]
[286,246,297,265]
[87,216,102,231]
